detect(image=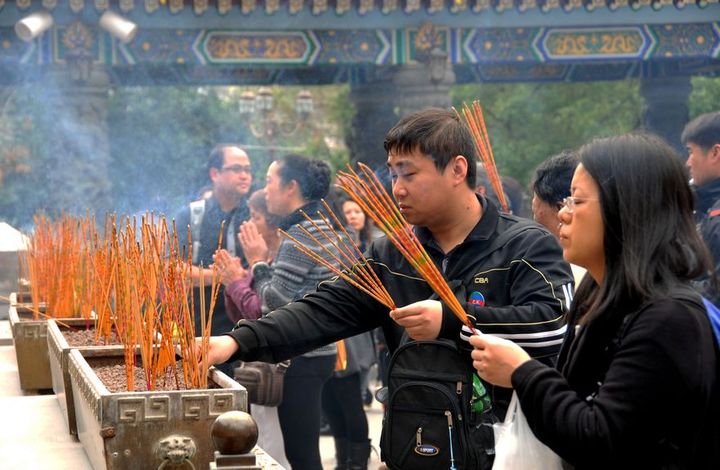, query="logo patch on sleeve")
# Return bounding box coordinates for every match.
[469,291,485,307]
